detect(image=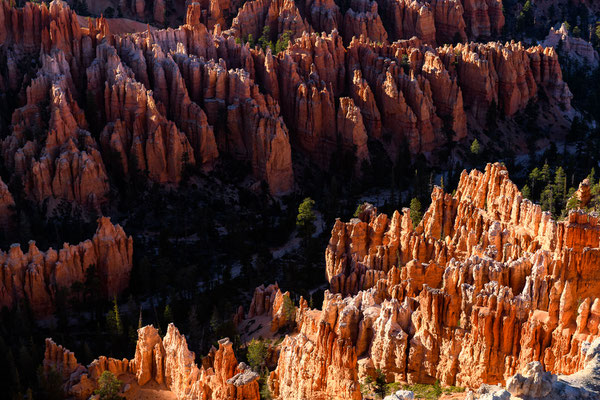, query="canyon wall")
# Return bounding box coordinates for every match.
[44,323,260,400]
[0,217,133,316]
